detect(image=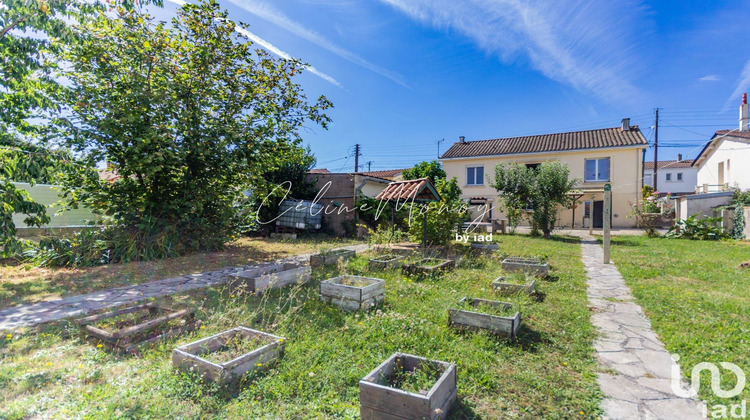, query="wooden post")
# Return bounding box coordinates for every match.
[422,210,428,248]
[603,184,612,264]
